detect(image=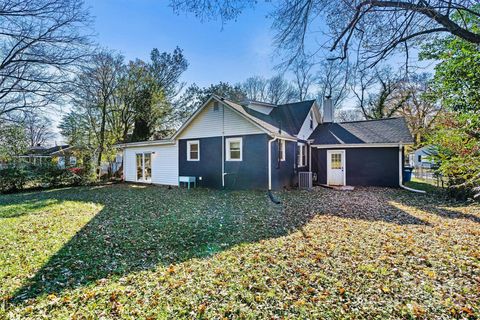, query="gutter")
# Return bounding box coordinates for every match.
[115,140,175,148]
[398,144,426,193]
[268,136,278,190]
